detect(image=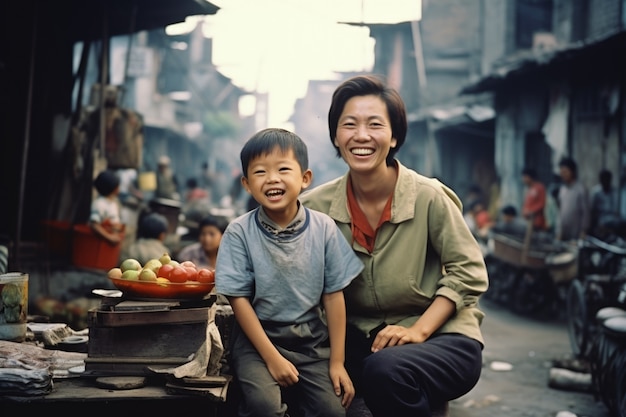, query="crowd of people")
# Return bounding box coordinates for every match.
[464,157,623,245]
